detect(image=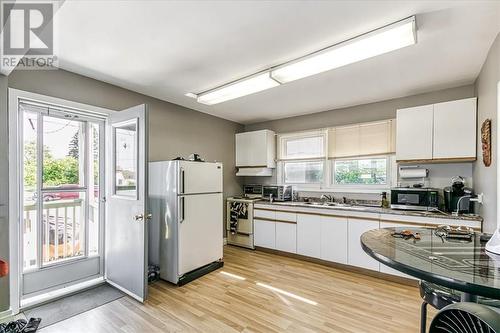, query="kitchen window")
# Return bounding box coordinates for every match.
[284,160,324,184]
[332,156,389,186]
[279,131,326,185]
